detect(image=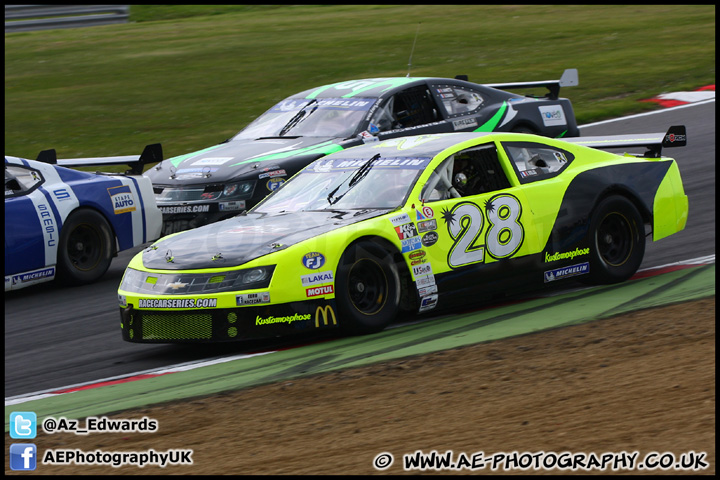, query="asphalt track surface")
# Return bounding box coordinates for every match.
[4,101,715,399]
